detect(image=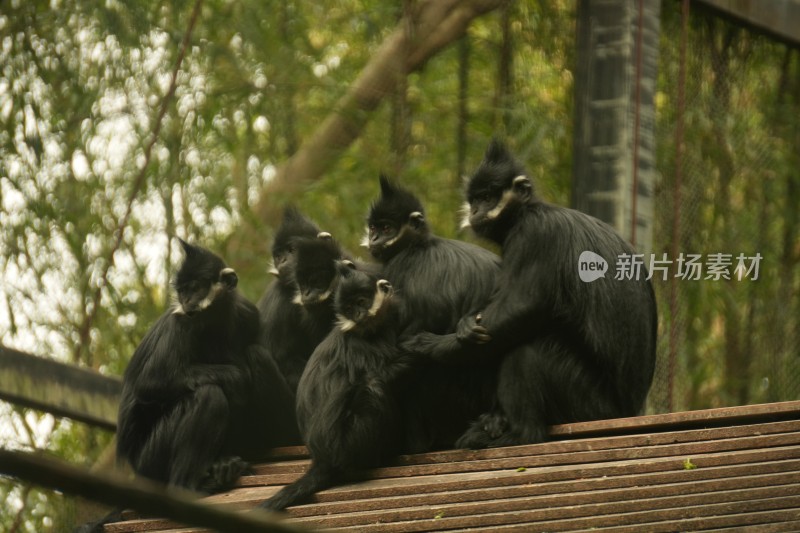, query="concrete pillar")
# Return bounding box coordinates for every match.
[572,0,661,254]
